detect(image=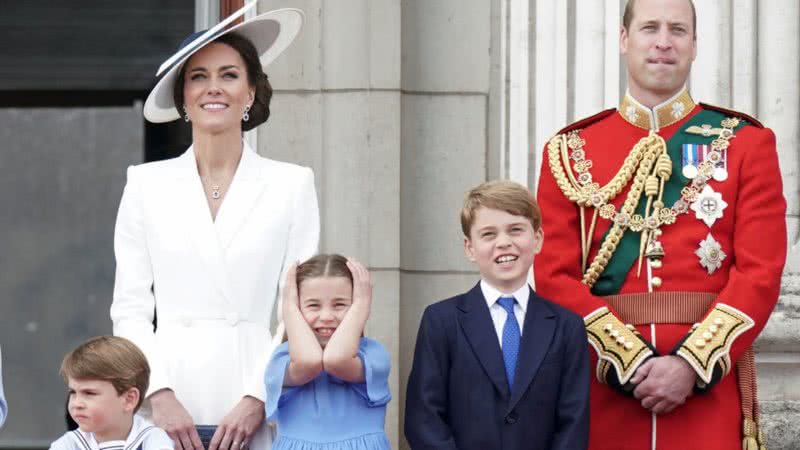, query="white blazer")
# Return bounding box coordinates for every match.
[110,142,319,447]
